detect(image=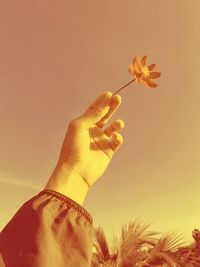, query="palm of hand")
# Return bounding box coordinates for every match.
[58,92,124,186]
